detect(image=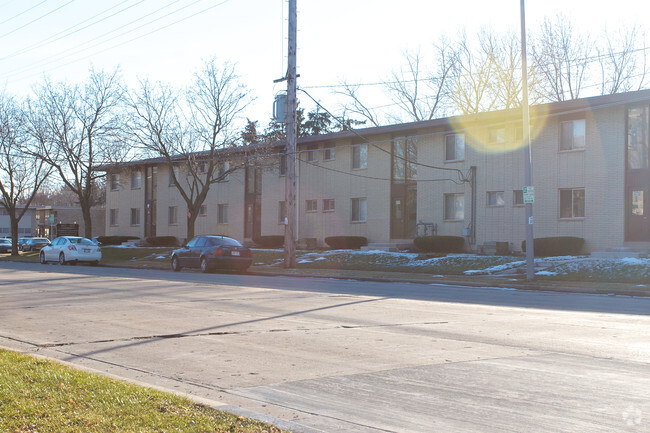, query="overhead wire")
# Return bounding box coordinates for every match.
[0,0,47,26]
[0,0,144,62]
[0,0,75,41]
